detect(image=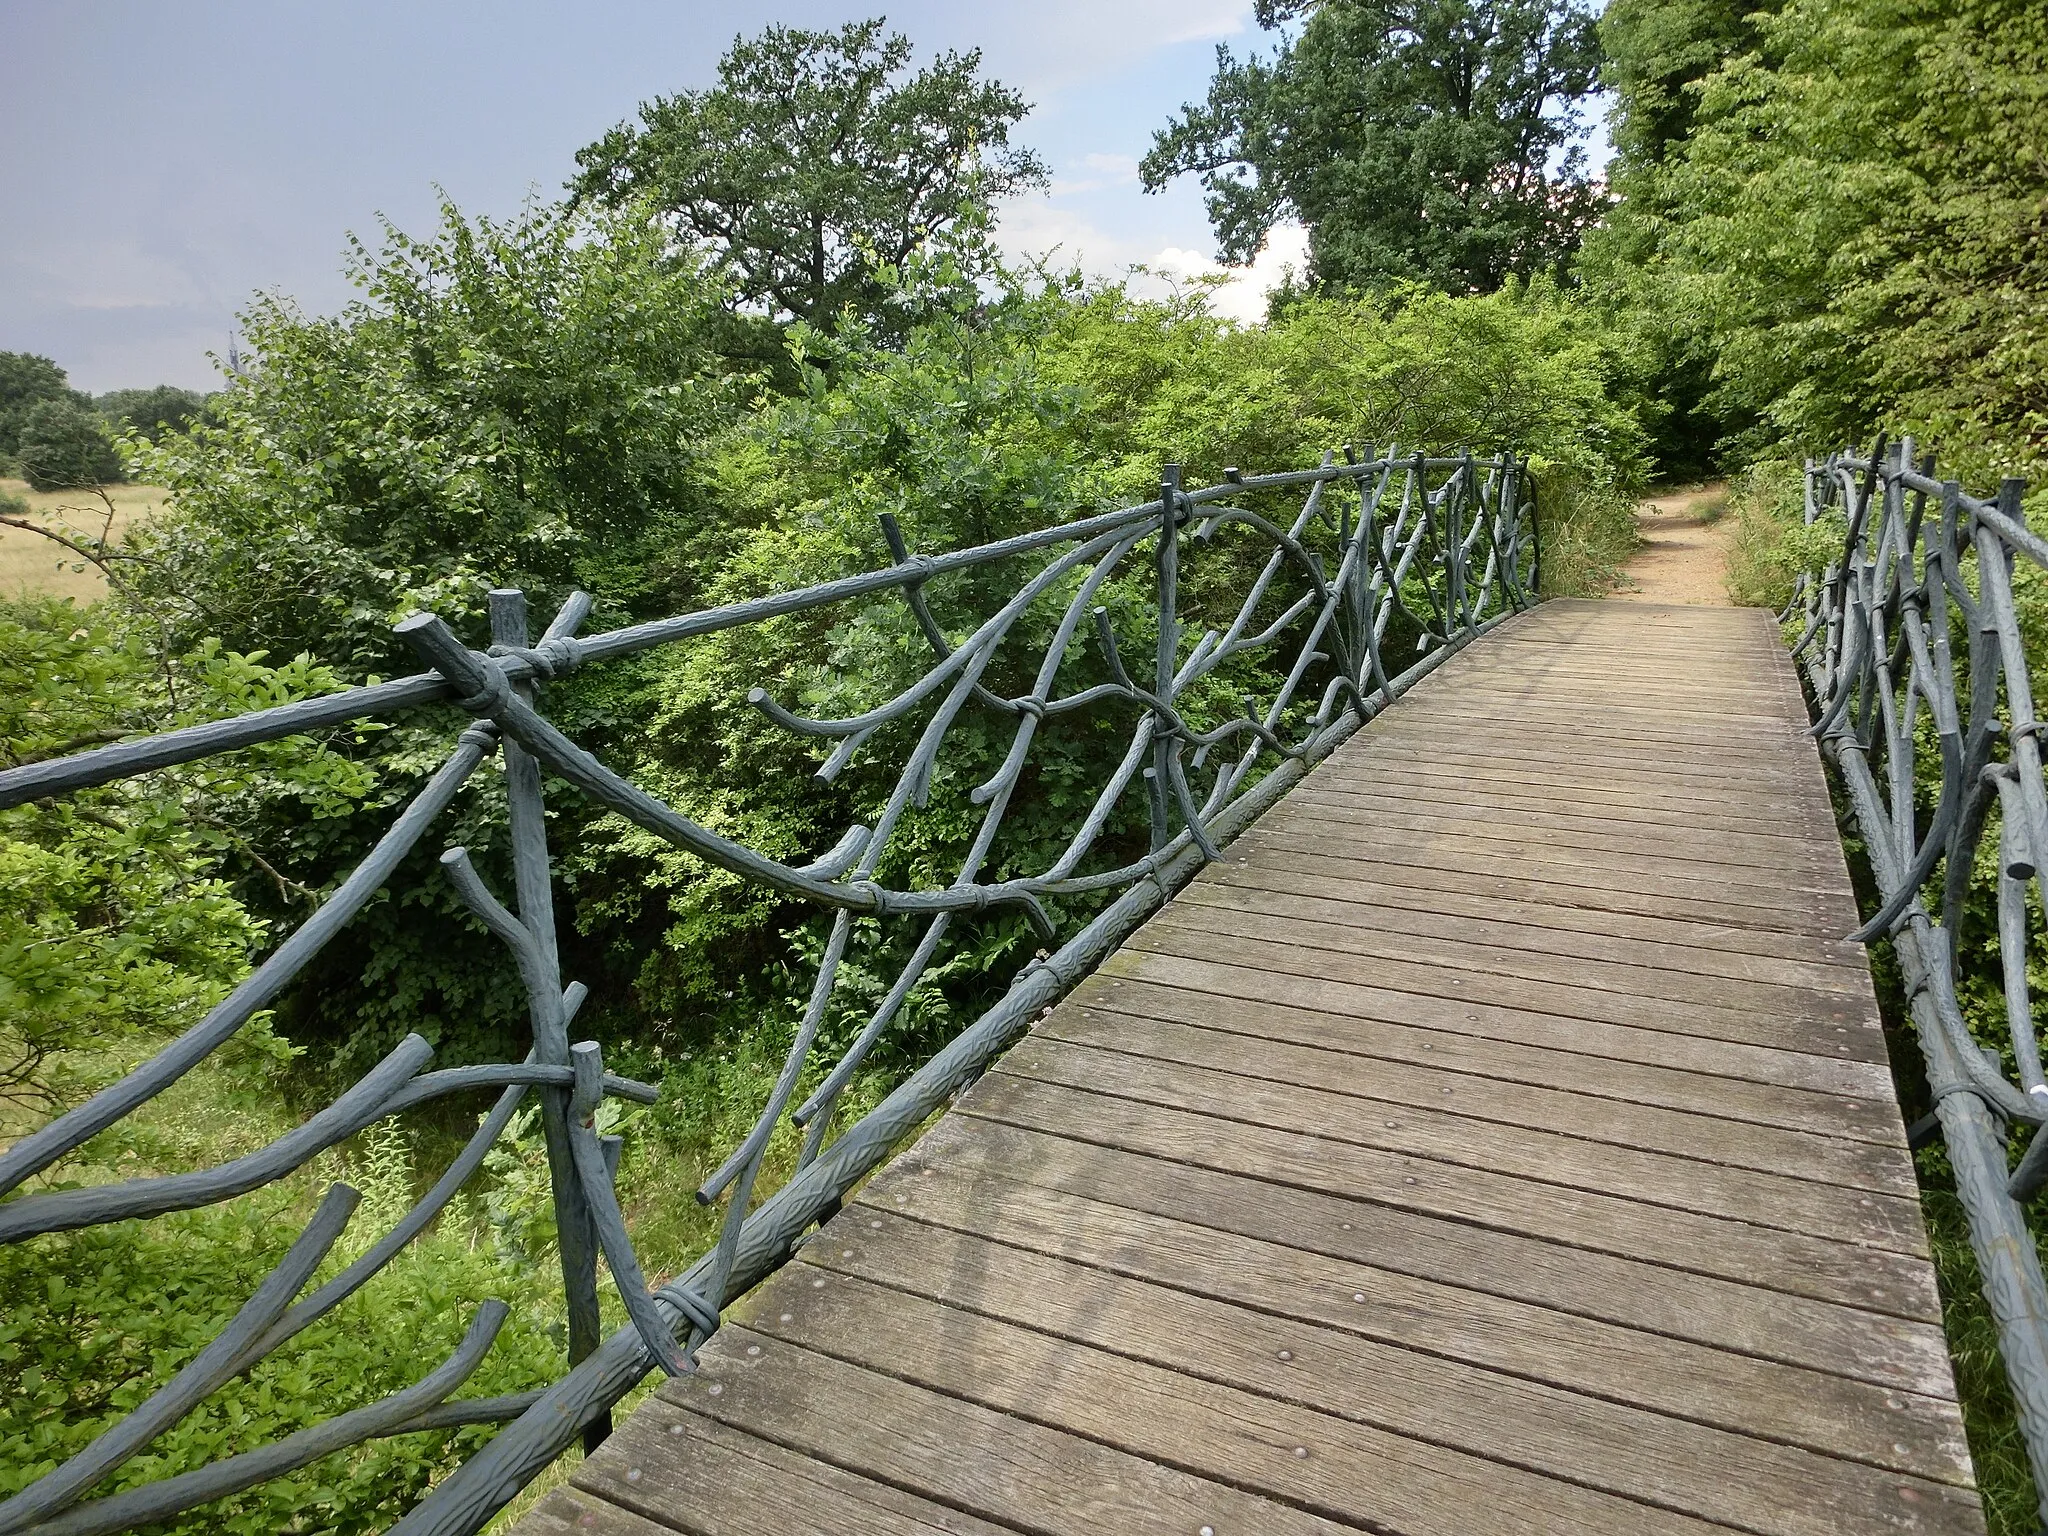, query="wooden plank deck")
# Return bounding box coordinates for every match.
[527,600,1980,1536]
